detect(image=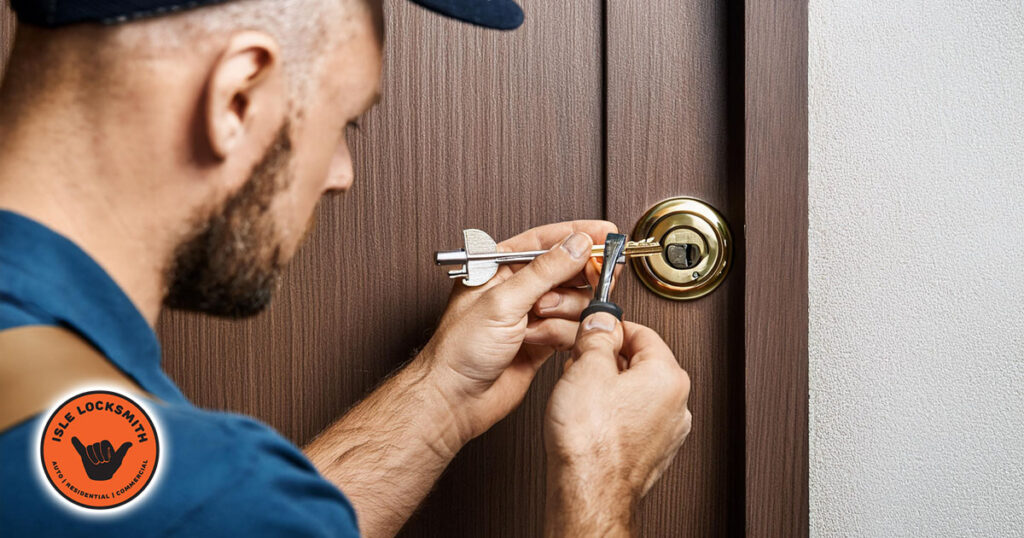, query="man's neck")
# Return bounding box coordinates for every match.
[0,89,188,328]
